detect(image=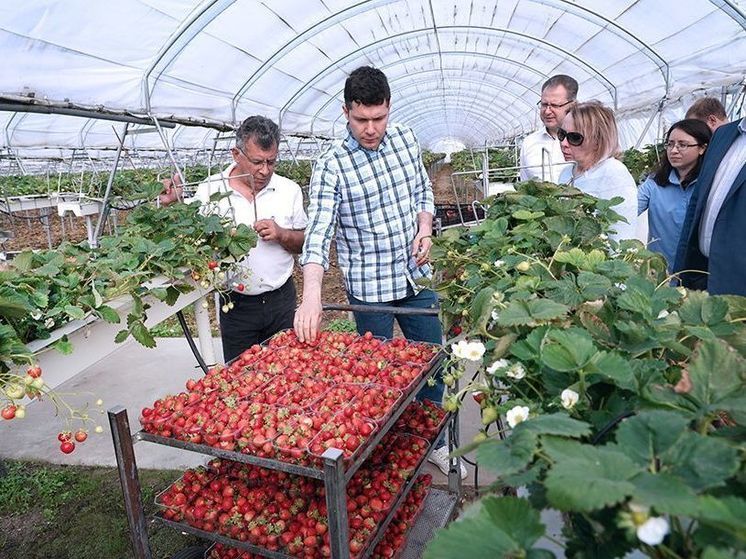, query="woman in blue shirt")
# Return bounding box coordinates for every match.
[638,119,711,270]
